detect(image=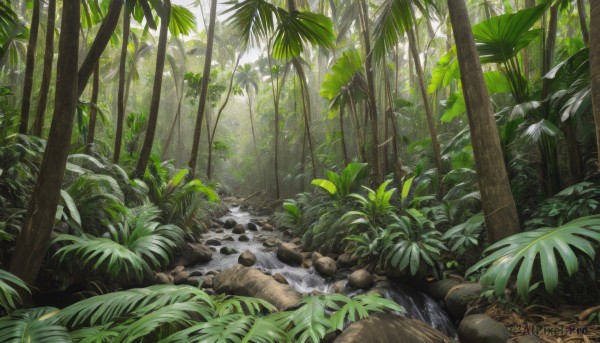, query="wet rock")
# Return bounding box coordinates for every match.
[238,234,250,242]
[172,243,212,266]
[154,272,173,284]
[220,246,238,255]
[247,222,258,231]
[348,269,374,289]
[315,256,337,277]
[276,243,303,266]
[302,259,313,269]
[333,314,449,343]
[215,229,224,234]
[209,247,217,252]
[233,224,245,234]
[311,252,323,264]
[238,250,257,267]
[189,270,203,277]
[186,276,203,287]
[425,278,461,301]
[263,237,279,248]
[262,223,274,231]
[213,266,302,310]
[223,235,235,241]
[173,271,191,285]
[205,239,221,246]
[254,219,268,226]
[201,275,214,289]
[330,280,348,294]
[458,314,509,343]
[224,219,237,229]
[272,273,289,285]
[290,237,302,245]
[444,282,482,319]
[170,265,185,275]
[205,270,218,276]
[211,222,220,229]
[337,253,358,268]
